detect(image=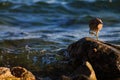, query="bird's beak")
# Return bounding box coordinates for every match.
[99,20,103,24]
[100,22,103,24]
